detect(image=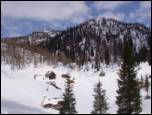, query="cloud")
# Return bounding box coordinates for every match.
[93,1,128,21]
[99,12,125,21]
[140,1,151,8]
[1,1,89,22]
[1,1,91,37]
[93,1,128,11]
[1,1,151,37]
[129,1,151,23]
